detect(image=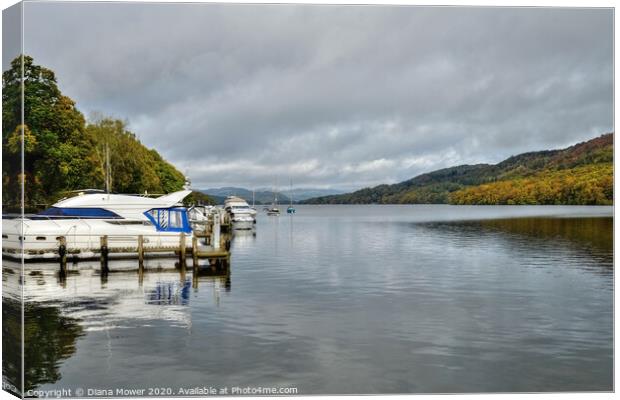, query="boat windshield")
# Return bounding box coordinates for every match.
[144,207,191,233]
[38,207,122,219]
